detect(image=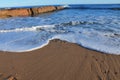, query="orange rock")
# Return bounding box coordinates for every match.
[37,6,56,13]
[56,6,65,10]
[0,6,64,18]
[0,8,30,17]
